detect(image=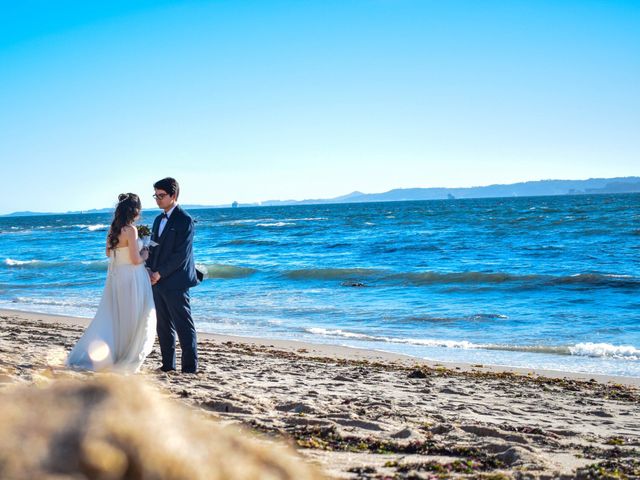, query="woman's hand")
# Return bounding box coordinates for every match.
[140,247,149,261]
